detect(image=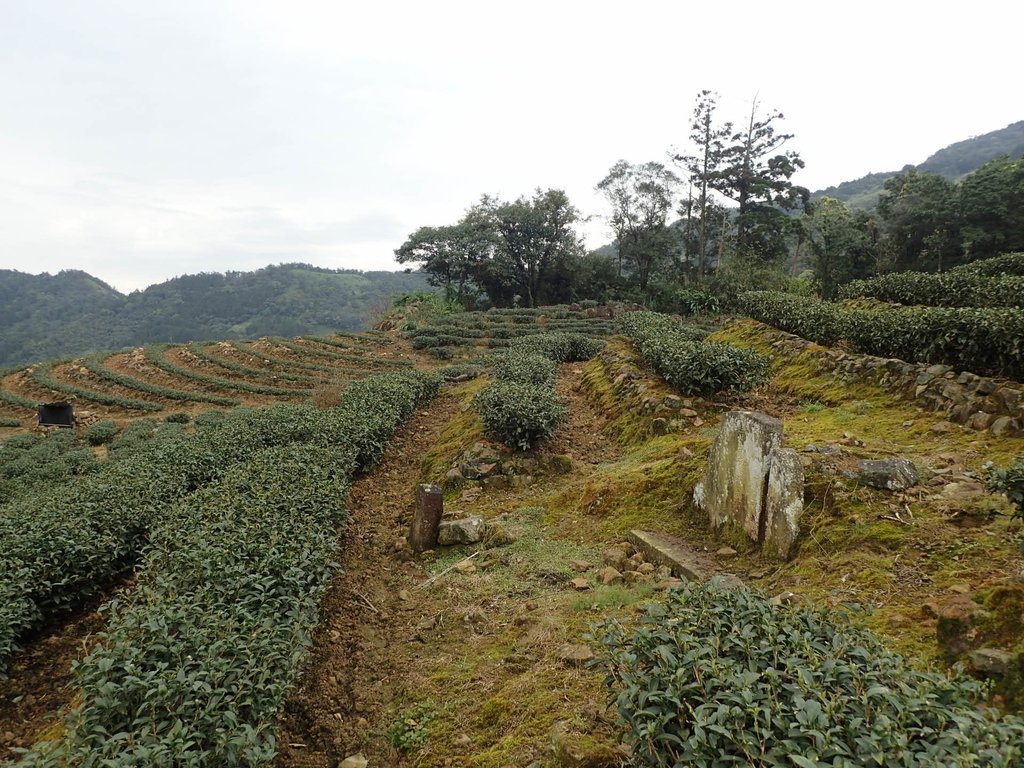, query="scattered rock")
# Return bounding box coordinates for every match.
[397,589,411,602]
[716,546,738,557]
[628,530,704,580]
[930,421,953,433]
[770,591,800,606]
[557,644,596,667]
[713,573,744,590]
[340,754,368,768]
[570,577,591,591]
[437,516,486,546]
[549,720,624,768]
[598,567,623,585]
[968,648,1015,677]
[602,543,633,571]
[622,570,648,585]
[483,521,517,548]
[455,733,472,748]
[463,607,487,625]
[569,559,593,572]
[636,562,656,575]
[949,583,972,594]
[936,595,989,660]
[444,467,465,488]
[856,458,919,491]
